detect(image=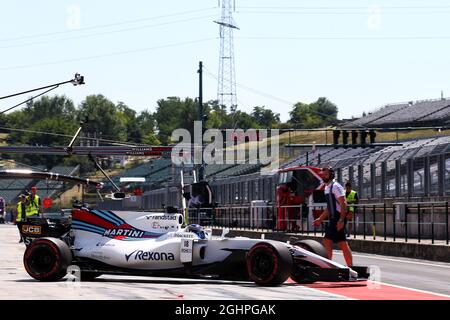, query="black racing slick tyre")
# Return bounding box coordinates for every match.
[293,240,328,259]
[23,237,72,281]
[246,242,293,286]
